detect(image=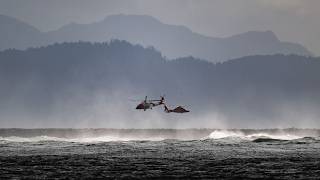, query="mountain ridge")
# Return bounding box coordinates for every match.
[0,14,312,62]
